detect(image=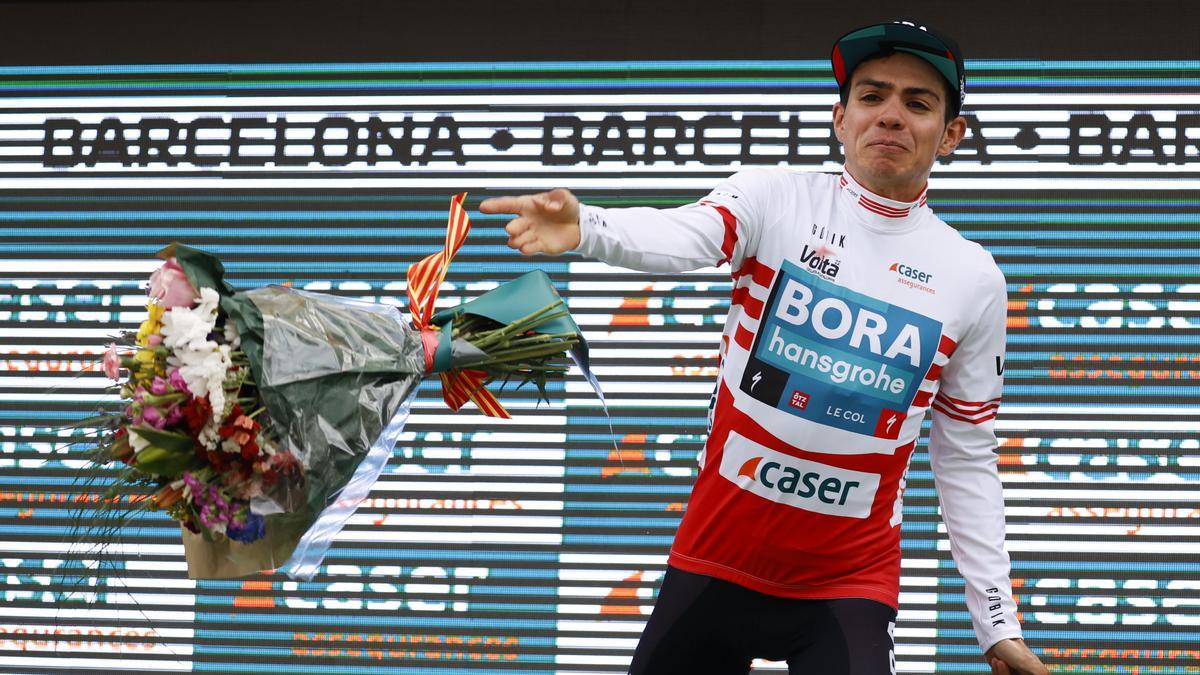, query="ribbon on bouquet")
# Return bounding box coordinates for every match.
[406,192,510,419]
